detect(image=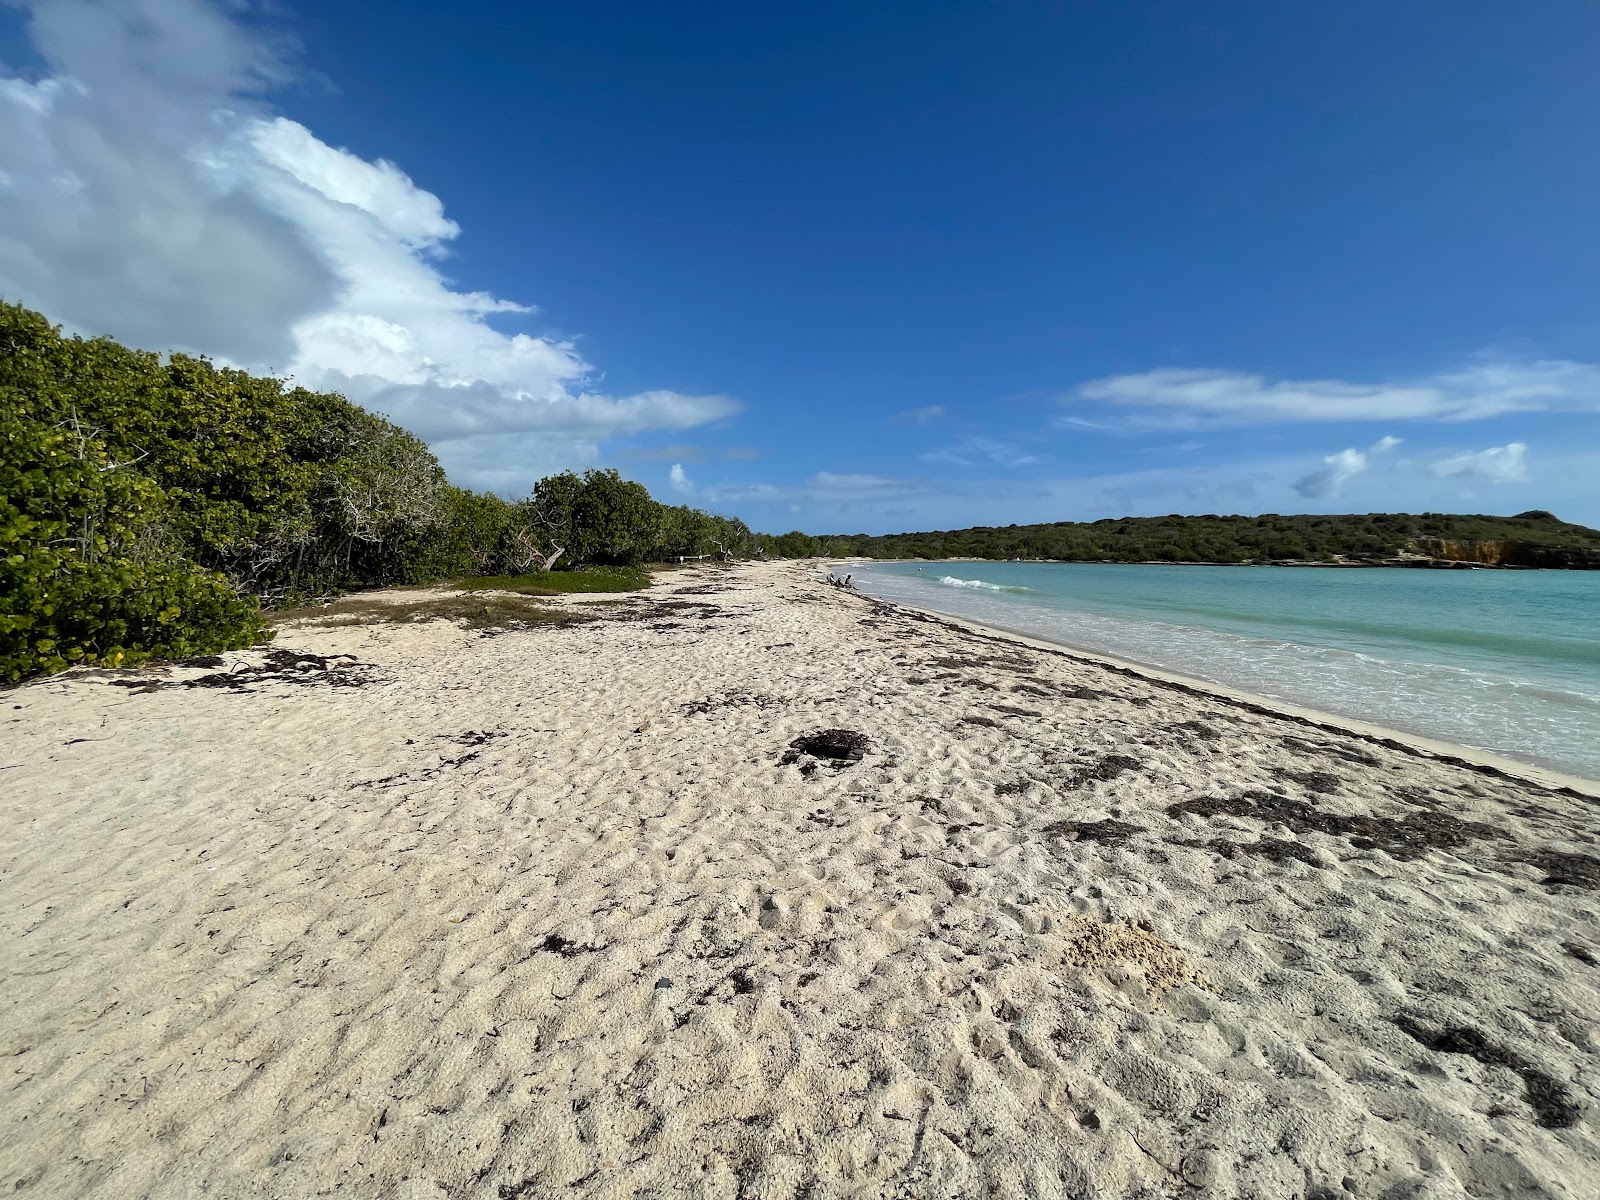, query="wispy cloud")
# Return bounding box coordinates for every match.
[708,471,926,506]
[893,404,945,426]
[1427,442,1529,484]
[920,438,1041,469]
[1067,361,1600,429]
